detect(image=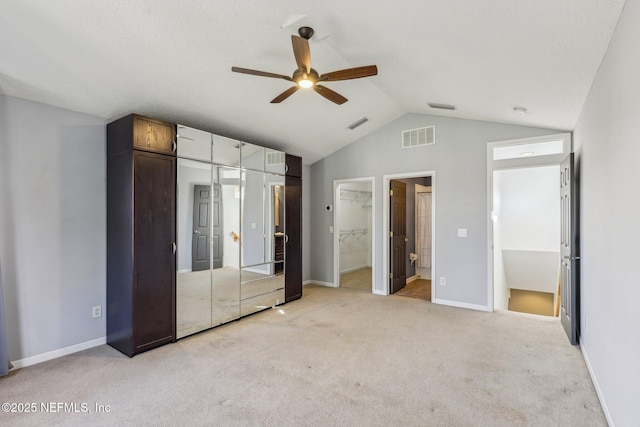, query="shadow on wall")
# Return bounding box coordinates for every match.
[0,95,23,362]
